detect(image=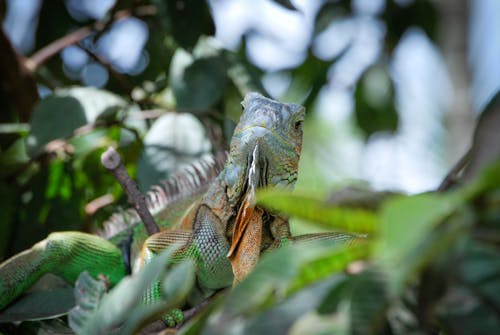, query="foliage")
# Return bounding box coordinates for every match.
[0,0,498,334]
